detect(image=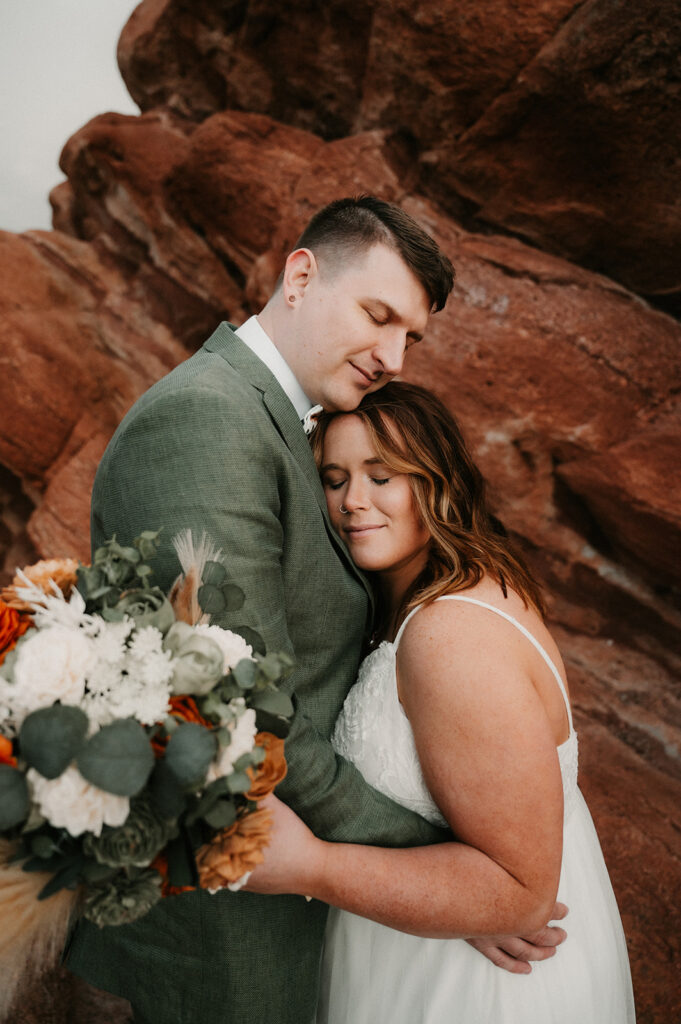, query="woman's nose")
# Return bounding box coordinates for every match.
[343,478,370,510]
